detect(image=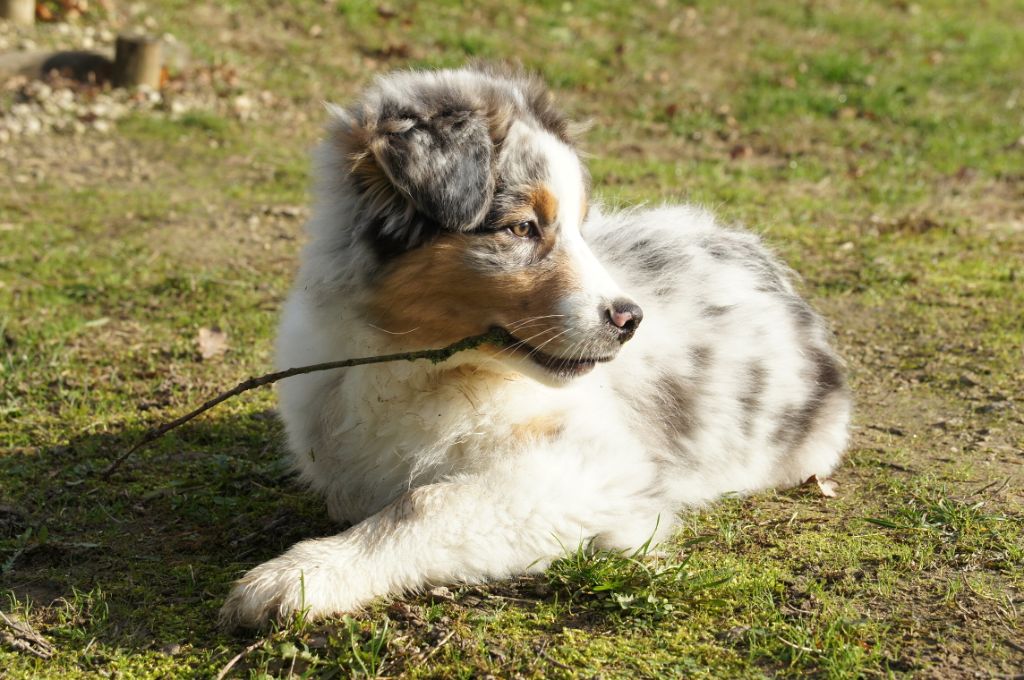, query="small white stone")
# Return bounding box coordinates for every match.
[55,90,75,110]
[32,82,53,99]
[232,94,255,119]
